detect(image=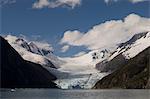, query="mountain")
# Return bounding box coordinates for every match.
[93,32,150,89]
[96,32,150,72]
[5,35,61,68]
[4,35,111,89]
[93,47,150,89]
[56,31,150,89]
[0,36,58,88]
[3,31,150,89]
[55,48,111,89]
